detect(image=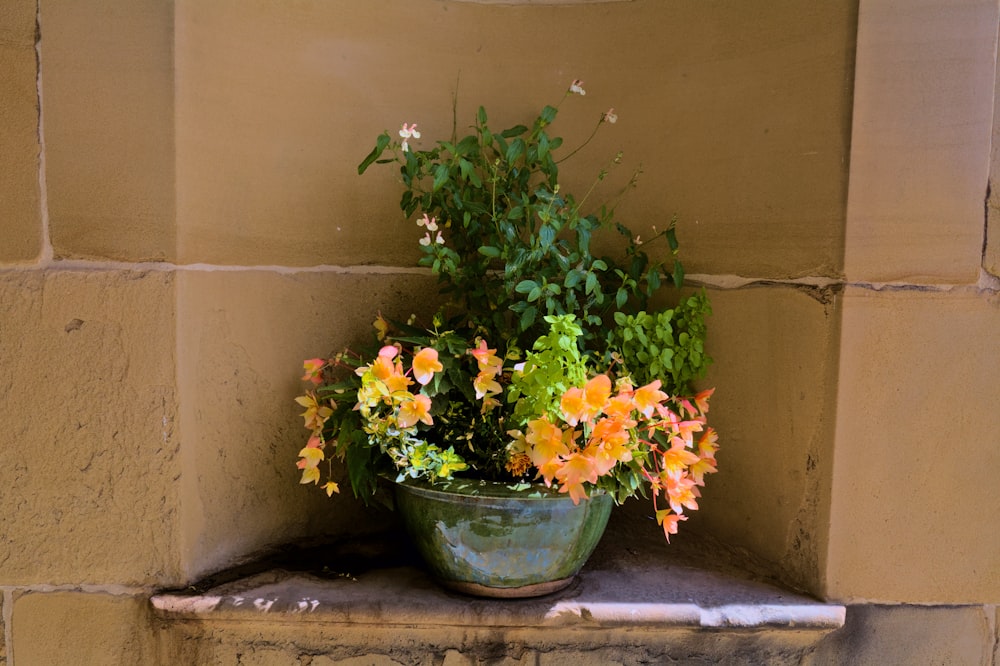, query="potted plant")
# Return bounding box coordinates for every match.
[295,81,718,597]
